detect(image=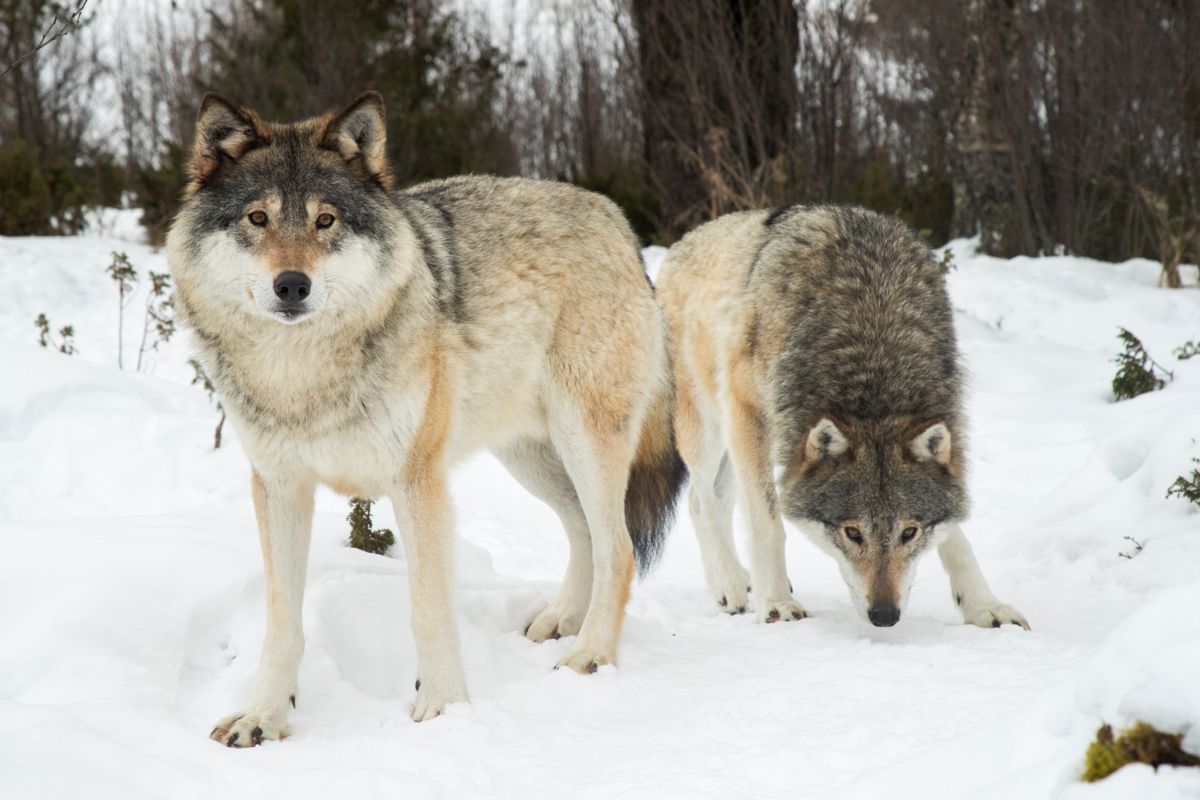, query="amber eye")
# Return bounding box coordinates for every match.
[900,526,919,544]
[248,210,268,227]
[316,212,336,229]
[843,526,864,545]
